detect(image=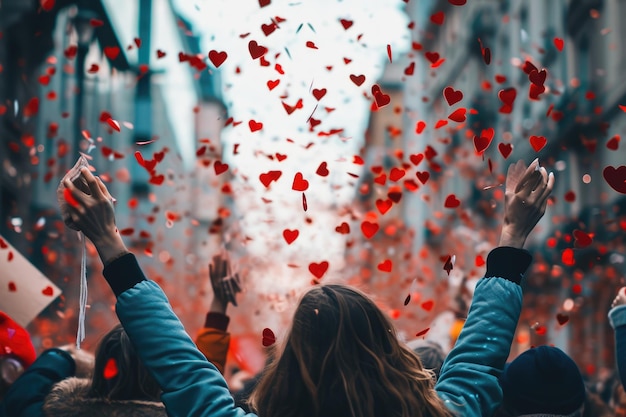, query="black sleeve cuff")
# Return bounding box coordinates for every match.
[102,253,147,297]
[485,247,533,285]
[204,312,230,330]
